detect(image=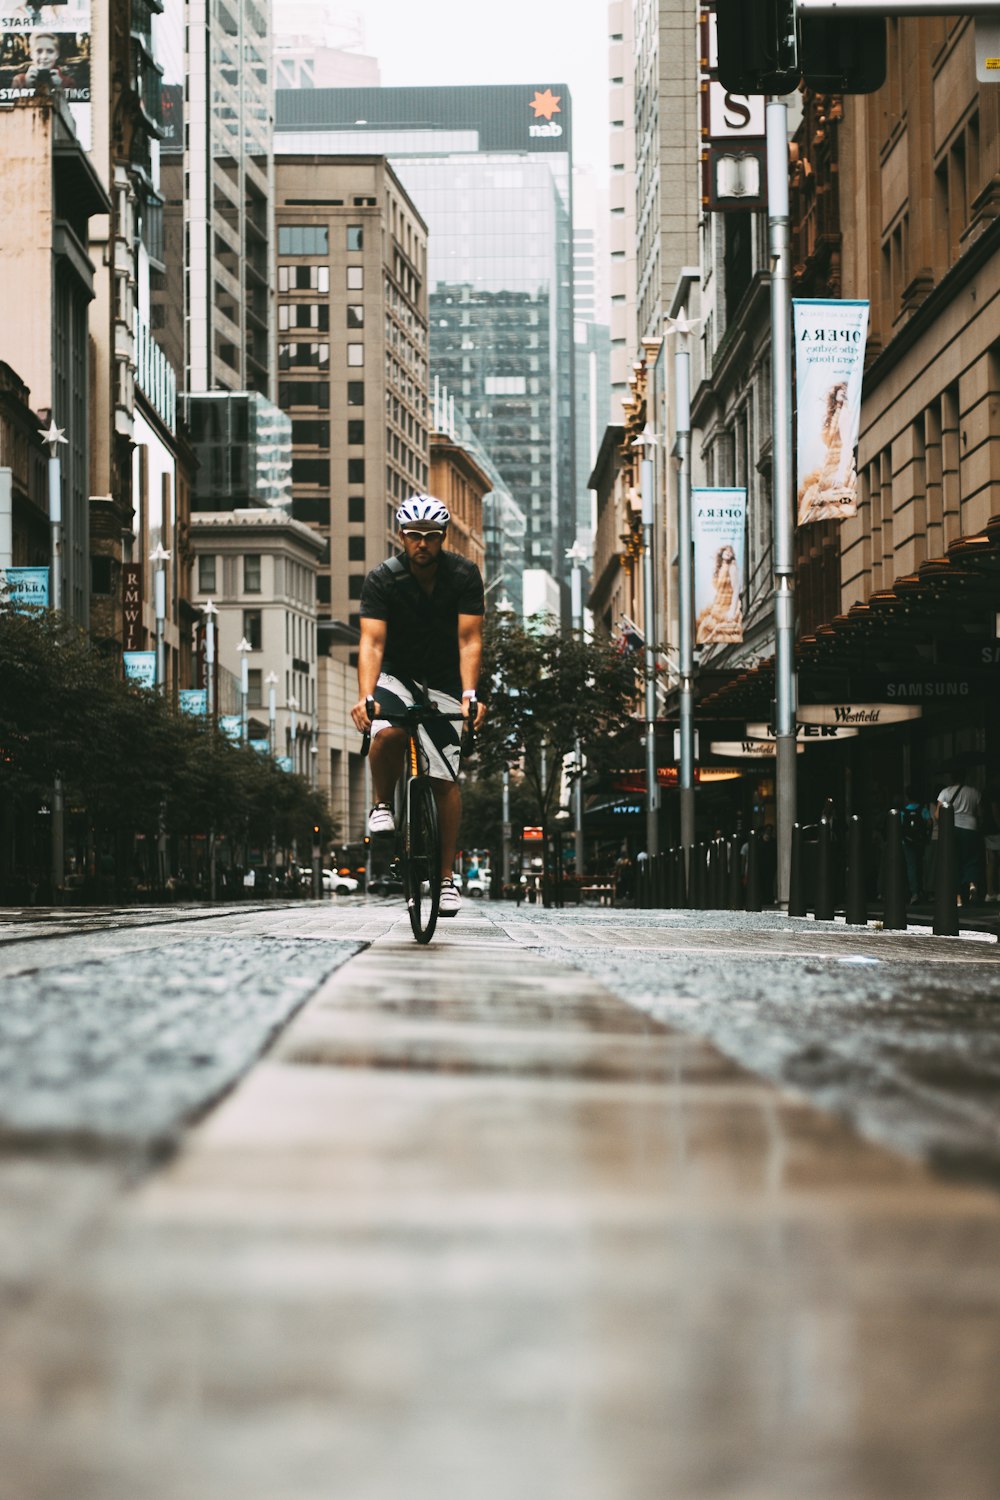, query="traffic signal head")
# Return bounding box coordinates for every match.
[715,0,886,96]
[715,0,799,97]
